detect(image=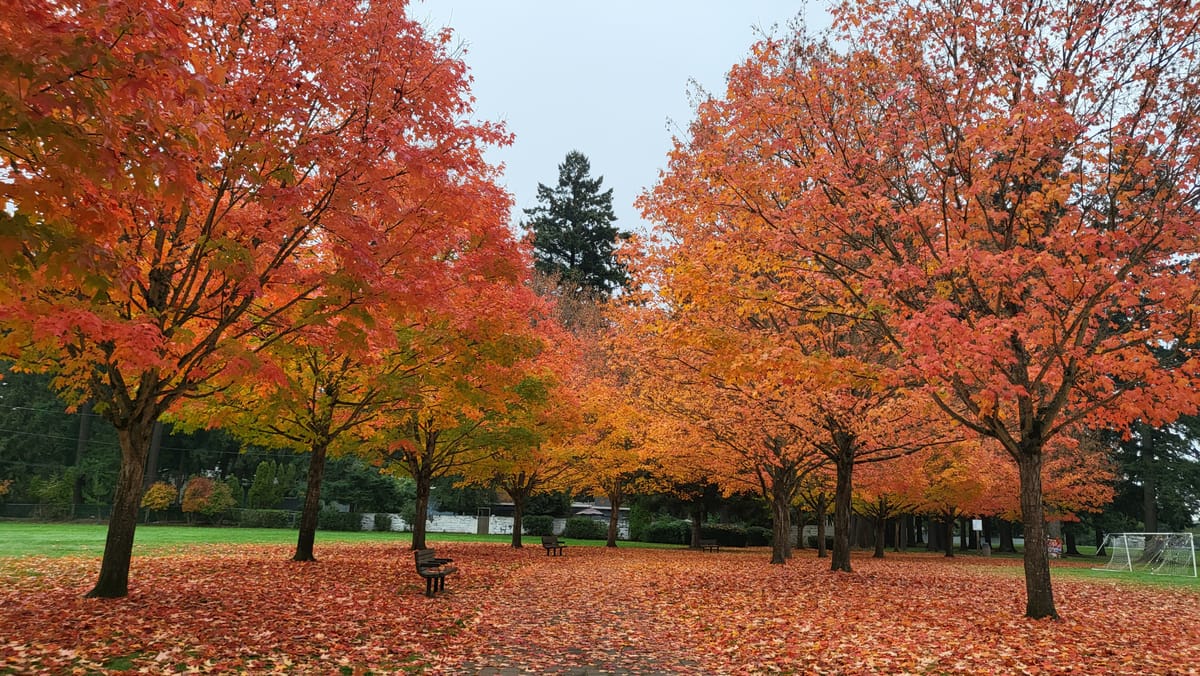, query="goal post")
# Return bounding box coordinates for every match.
[1093,532,1197,578]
